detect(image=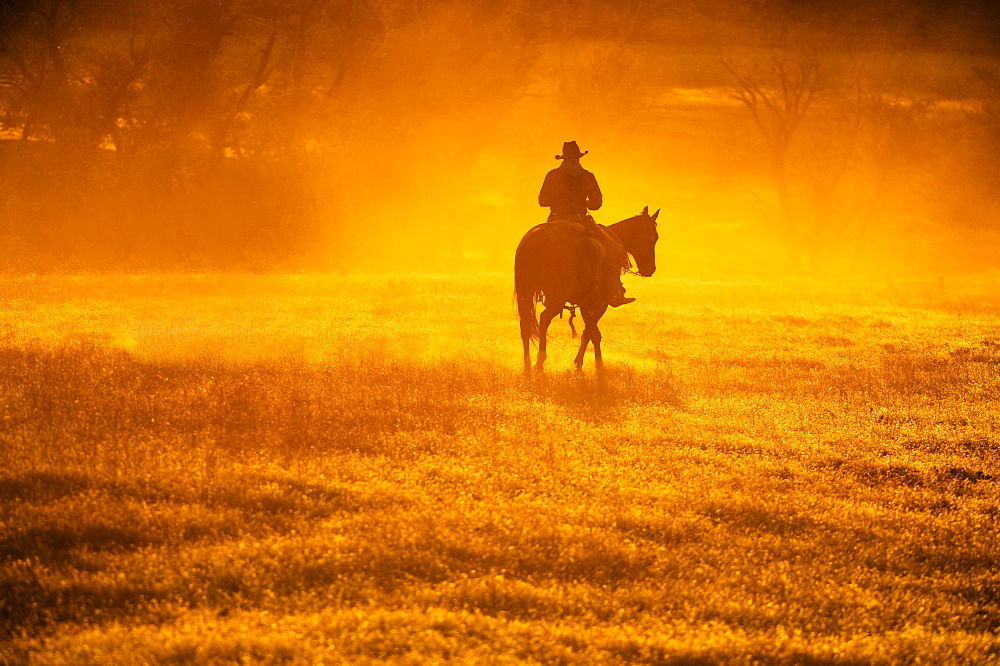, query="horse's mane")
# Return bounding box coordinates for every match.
[607,215,647,274]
